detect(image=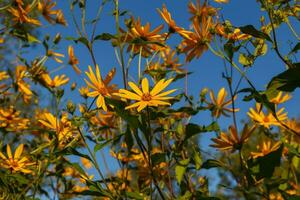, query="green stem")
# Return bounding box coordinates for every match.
[77,128,115,198]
